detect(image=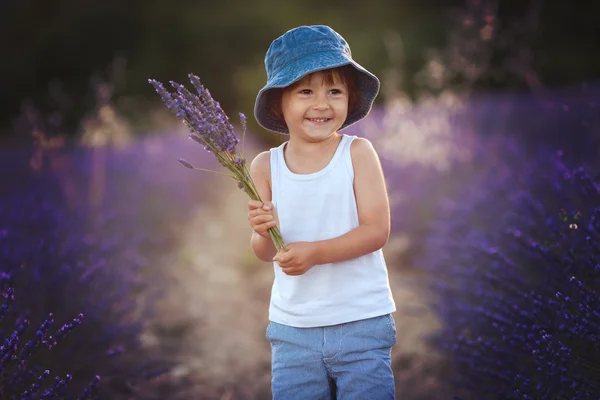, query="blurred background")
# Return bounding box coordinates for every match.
[1,0,599,399]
